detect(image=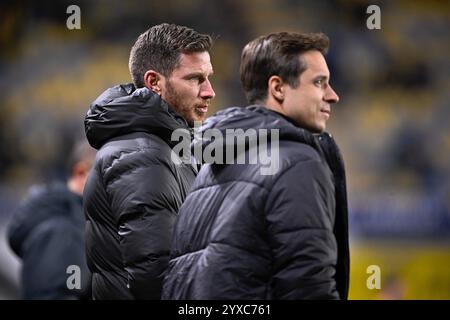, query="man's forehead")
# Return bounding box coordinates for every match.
[175,52,213,72]
[301,51,330,76]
